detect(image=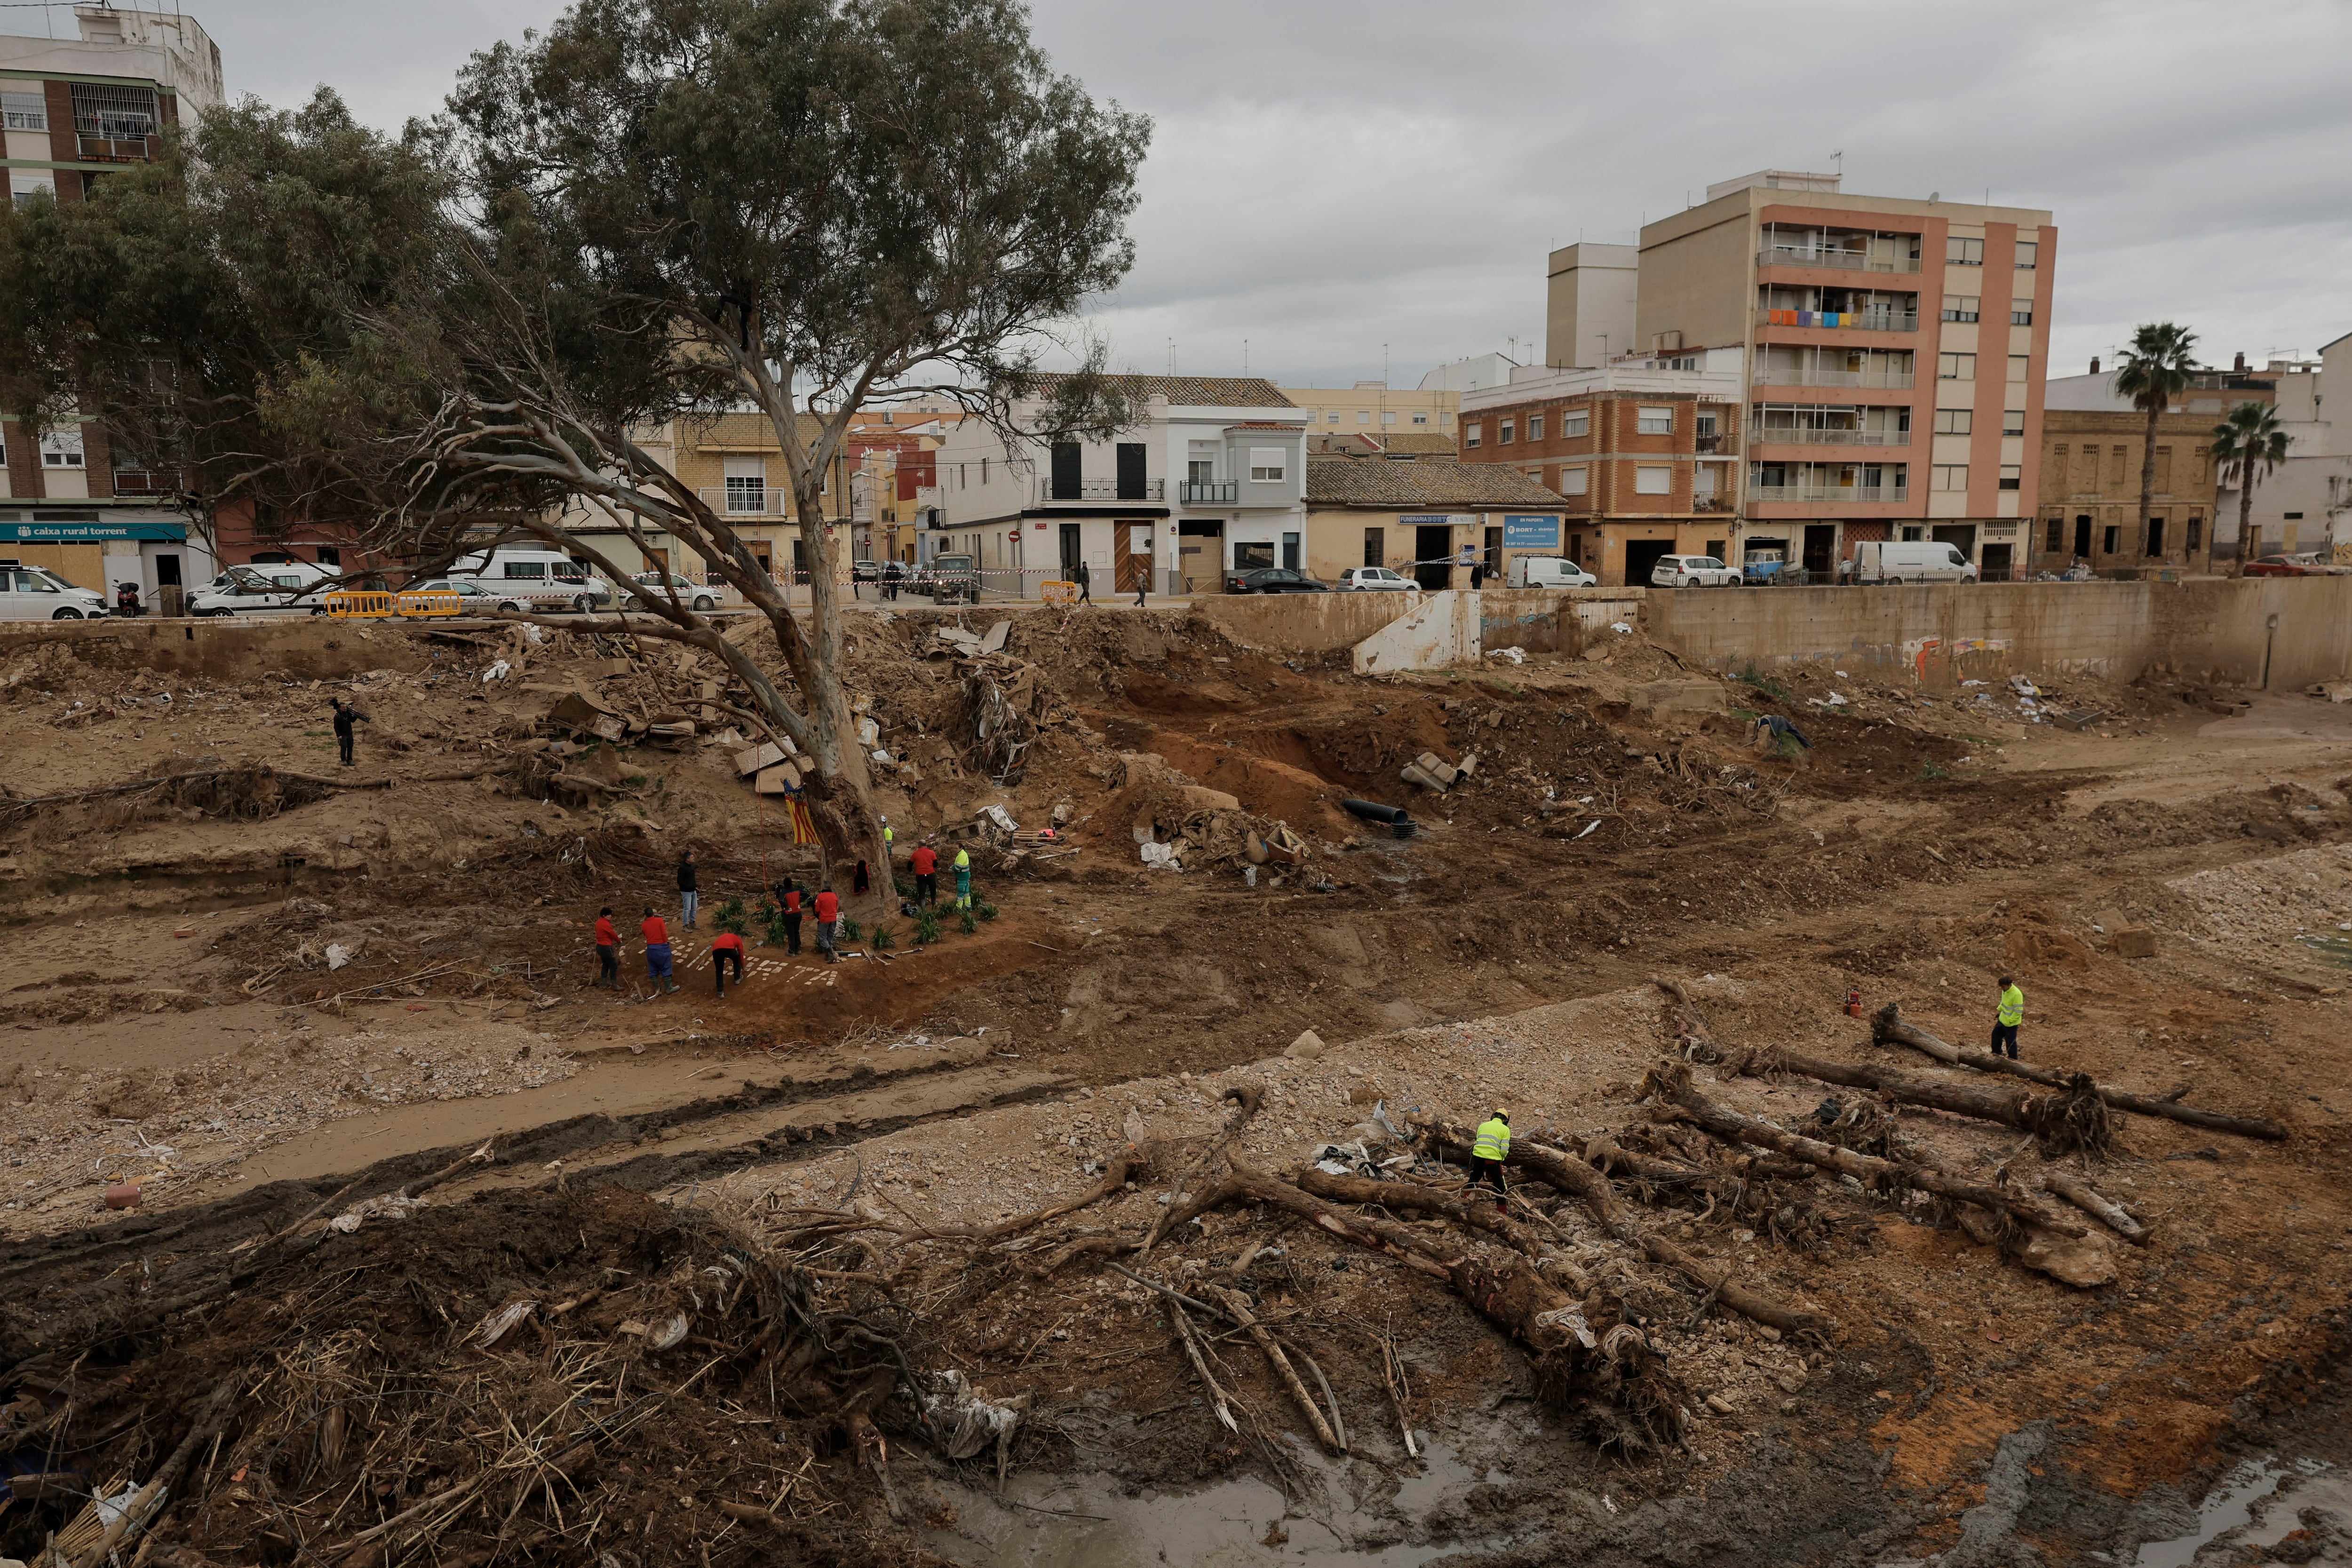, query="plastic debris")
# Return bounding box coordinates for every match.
[329,1193,421,1233]
[648,1313,689,1351]
[1139,841,1179,870]
[481,660,512,683]
[919,1370,1029,1477]
[471,1298,539,1349]
[325,943,354,971]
